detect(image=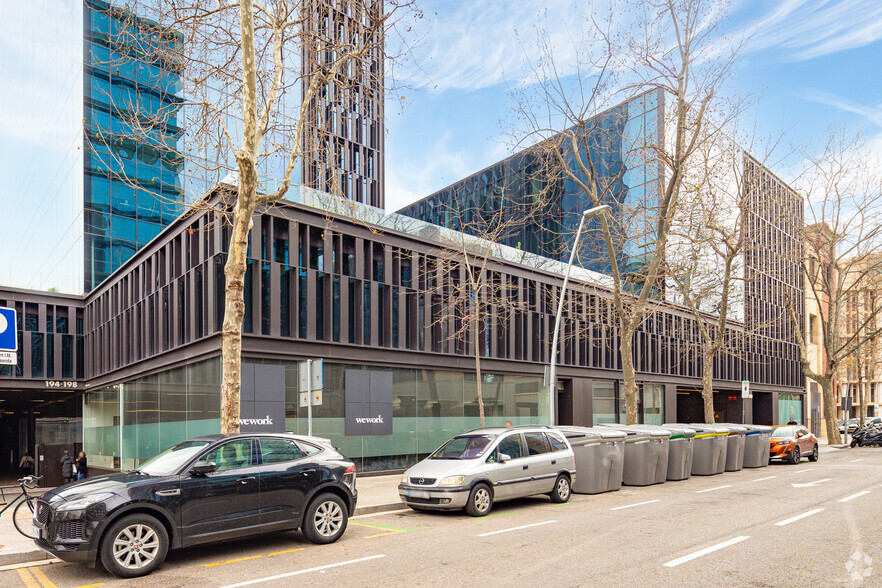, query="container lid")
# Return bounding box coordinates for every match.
[716,423,748,434]
[738,424,773,435]
[668,423,727,437]
[646,424,695,439]
[625,424,674,440]
[598,423,653,441]
[556,426,627,443]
